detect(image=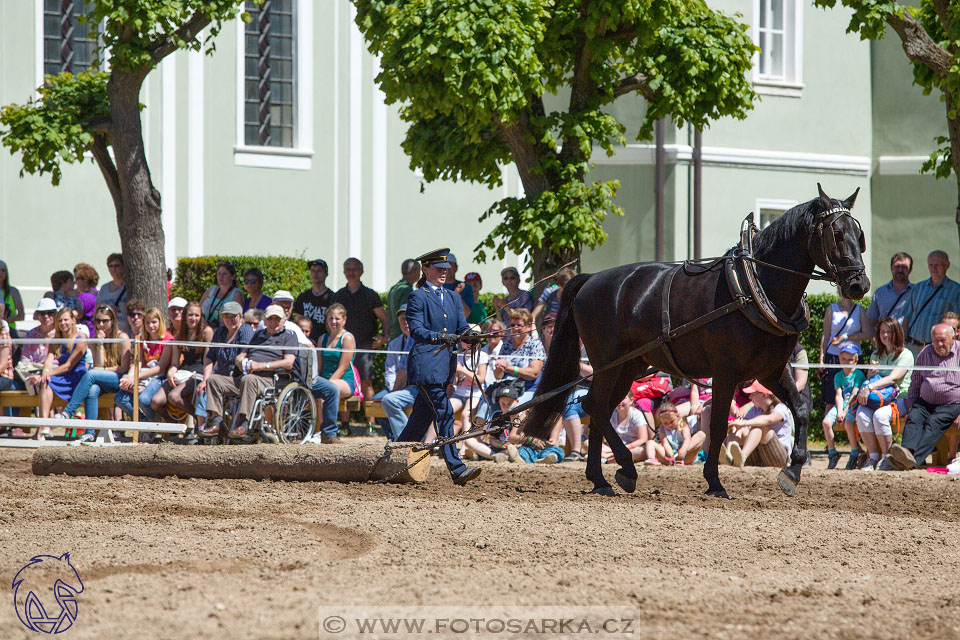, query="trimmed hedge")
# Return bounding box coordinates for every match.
[171,255,311,304]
